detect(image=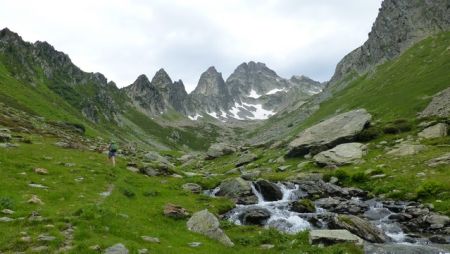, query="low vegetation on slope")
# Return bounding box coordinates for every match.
[293,32,450,134]
[0,133,361,253]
